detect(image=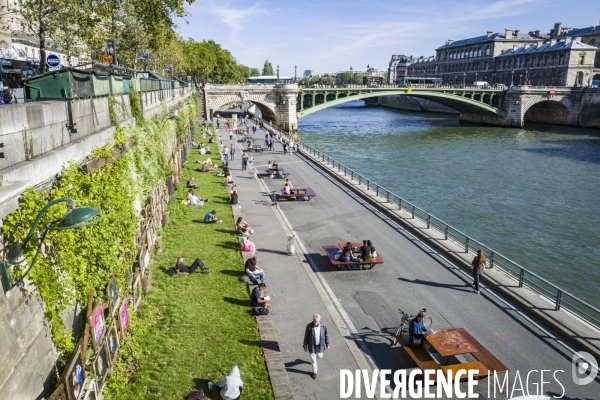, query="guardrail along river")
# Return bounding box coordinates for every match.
[297,100,600,305]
